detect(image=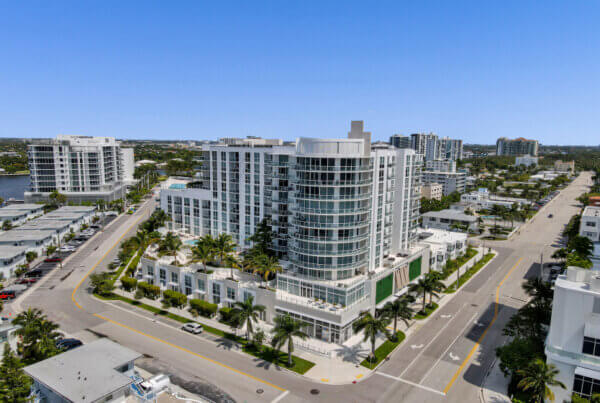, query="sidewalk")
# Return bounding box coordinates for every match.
[481,355,511,403]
